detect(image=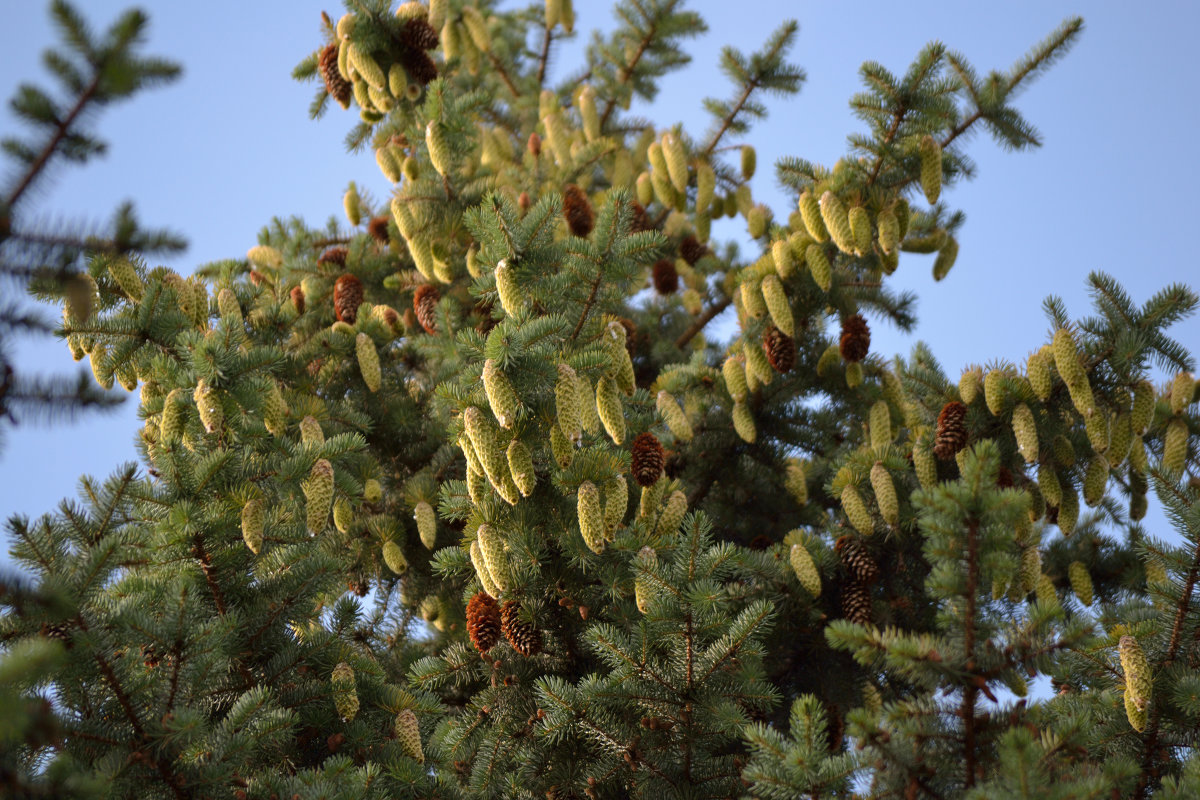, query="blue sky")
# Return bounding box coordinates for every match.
[2,1,1197,560]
